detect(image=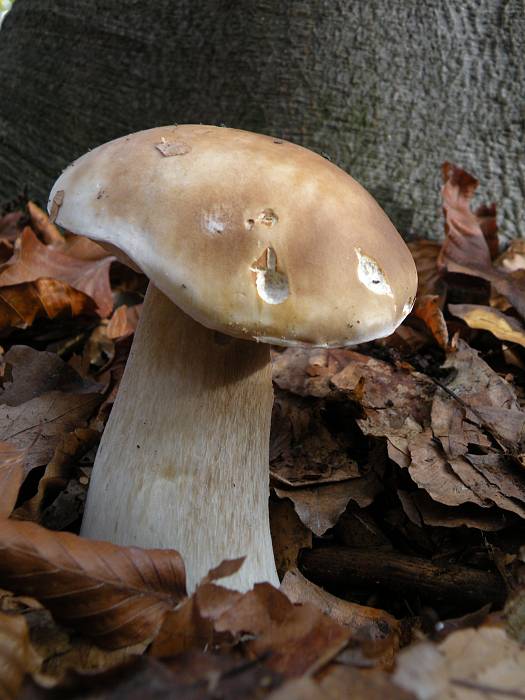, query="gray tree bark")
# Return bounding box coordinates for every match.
[0,0,523,241]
